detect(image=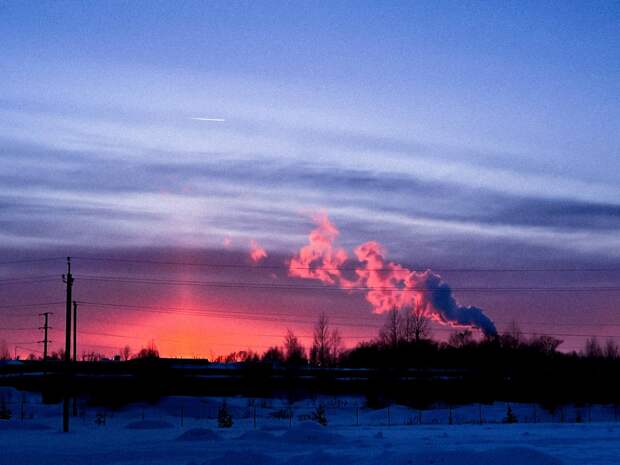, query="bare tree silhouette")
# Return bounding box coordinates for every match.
[0,340,10,360]
[310,313,341,366]
[402,304,430,343]
[284,329,306,366]
[120,345,132,361]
